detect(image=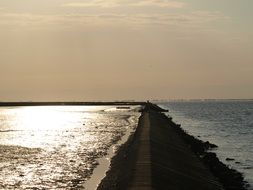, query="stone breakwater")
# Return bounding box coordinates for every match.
[97,103,247,190]
[165,114,248,190]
